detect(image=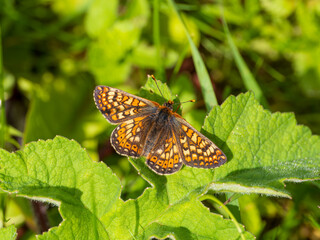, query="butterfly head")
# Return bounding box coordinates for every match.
[163,100,174,110]
[149,74,195,112]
